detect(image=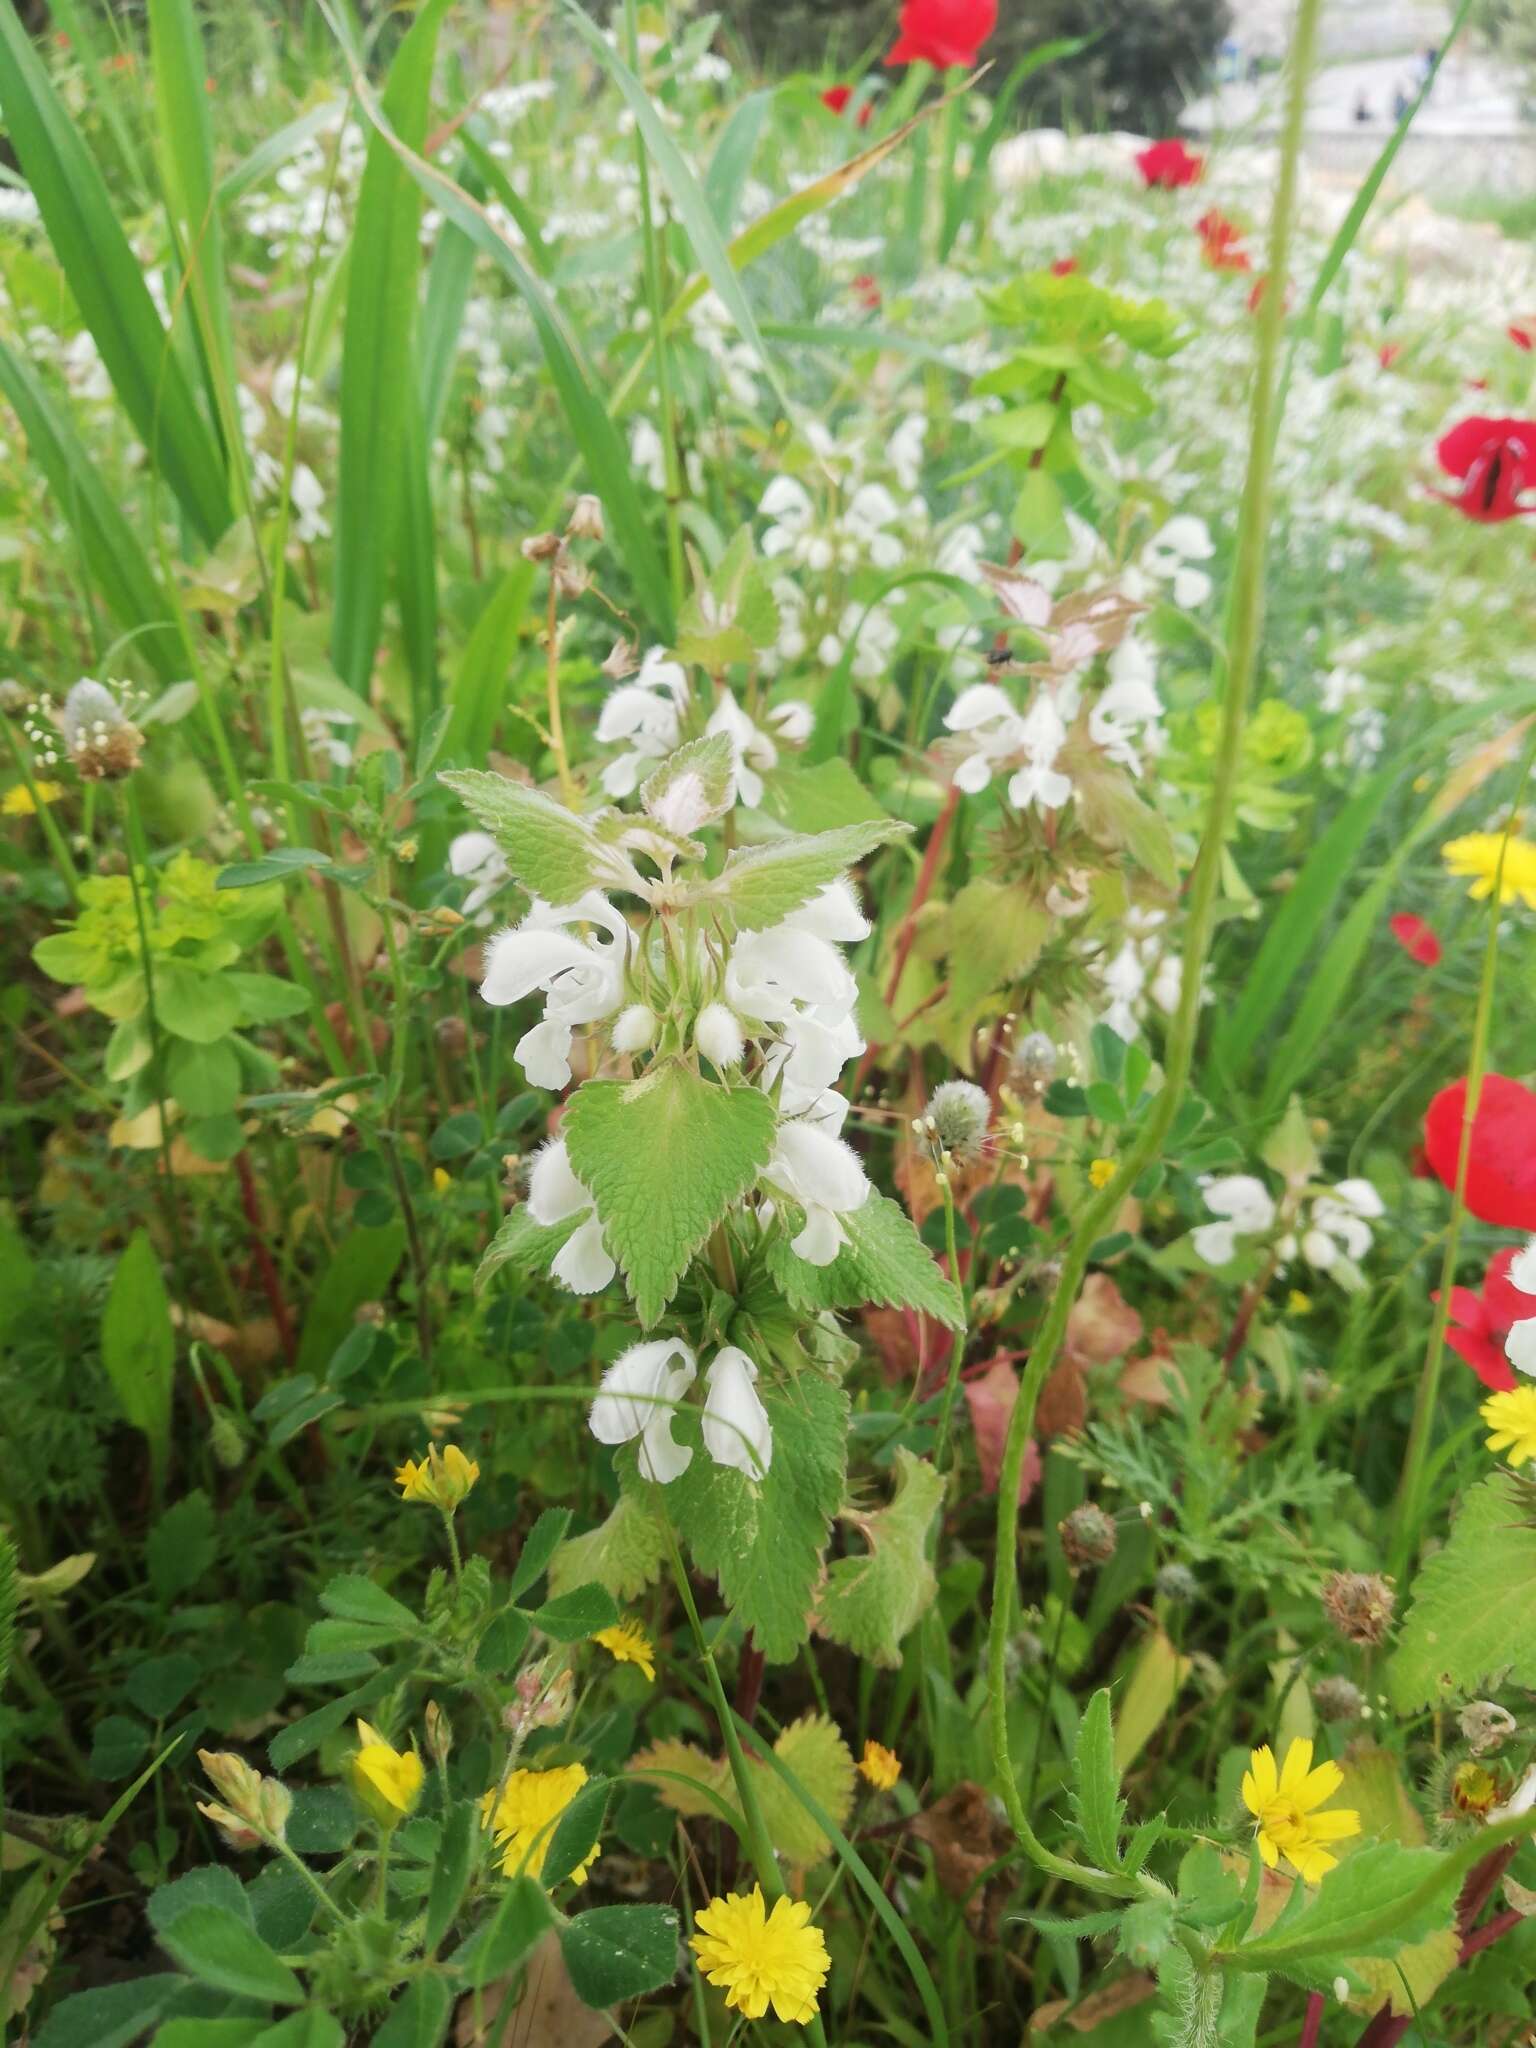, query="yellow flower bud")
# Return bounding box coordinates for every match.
[393,1443,479,1512]
[349,1720,424,1827]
